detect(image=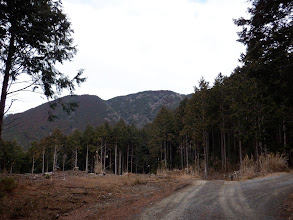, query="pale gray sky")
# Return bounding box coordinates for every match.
[8,0,248,114]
